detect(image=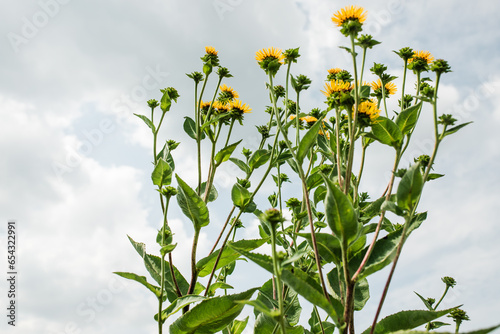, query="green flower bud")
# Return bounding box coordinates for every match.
[438,114,457,126]
[167,140,180,151]
[431,59,452,75]
[147,99,159,109]
[370,63,387,76]
[442,276,457,288]
[394,47,414,61]
[261,208,285,228]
